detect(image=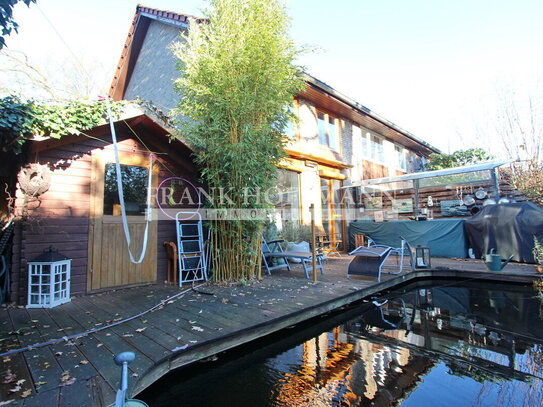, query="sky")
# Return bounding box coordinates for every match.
[4,0,543,154]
